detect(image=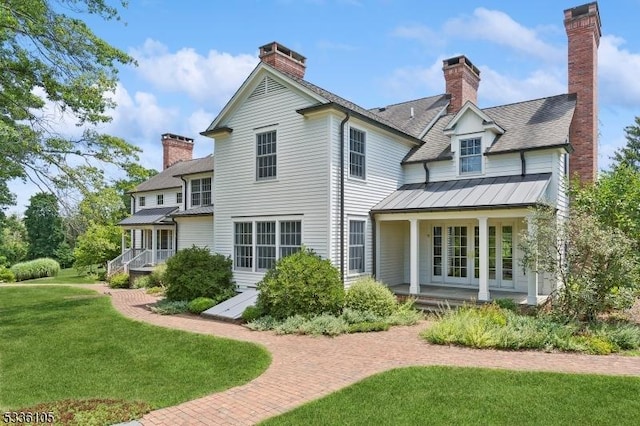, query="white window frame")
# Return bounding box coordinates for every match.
[176,192,183,204]
[234,222,253,271]
[256,221,276,271]
[459,137,483,175]
[157,194,164,205]
[256,130,277,181]
[139,196,146,207]
[348,219,366,274]
[232,217,303,272]
[191,177,212,207]
[349,127,366,180]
